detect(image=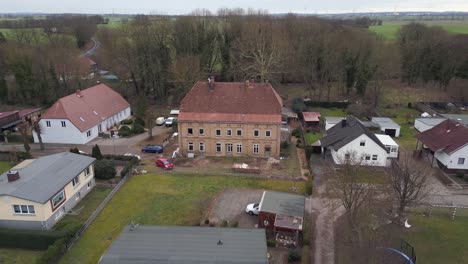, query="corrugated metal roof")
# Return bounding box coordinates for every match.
[99,225,268,264]
[0,152,95,203]
[259,191,305,217]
